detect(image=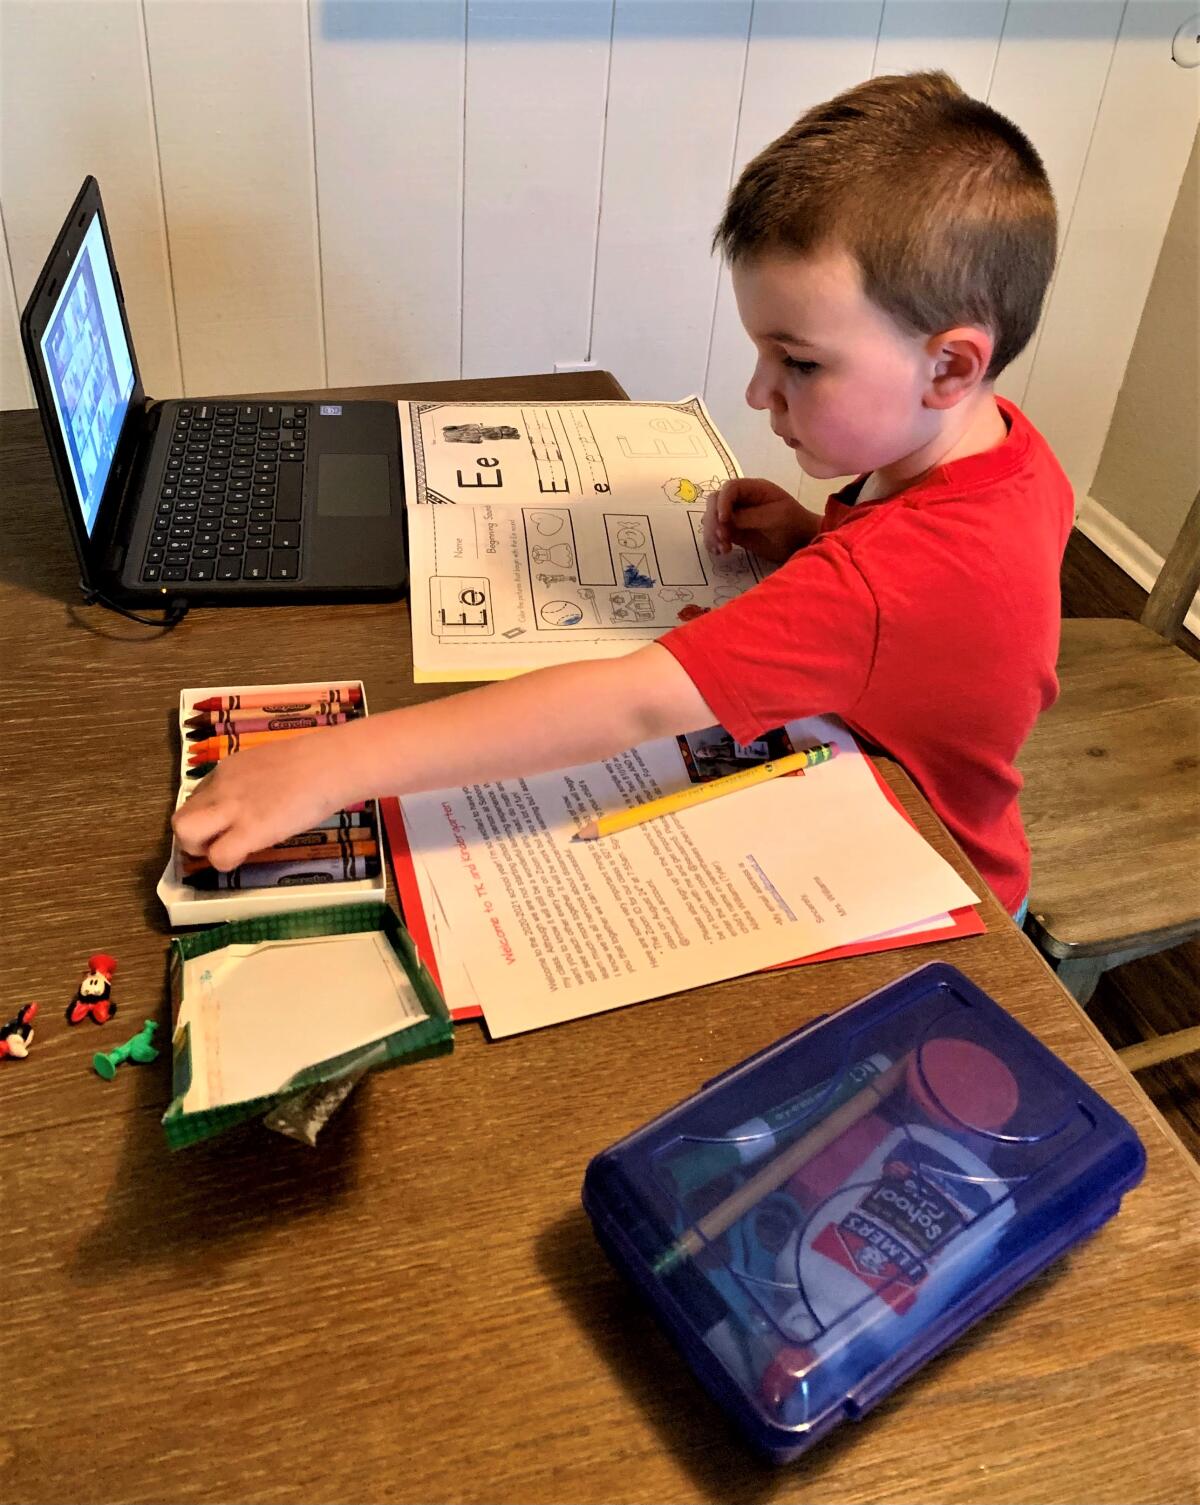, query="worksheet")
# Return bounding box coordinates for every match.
[396,717,979,1037]
[399,397,762,681]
